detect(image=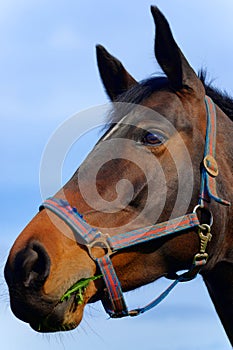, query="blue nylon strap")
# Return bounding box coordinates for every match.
[96,254,203,318]
[109,213,199,251]
[96,255,128,317]
[40,198,200,250]
[204,96,216,156]
[127,259,205,316]
[199,97,230,207]
[129,279,180,316]
[40,198,101,245]
[40,198,200,318]
[96,256,183,318]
